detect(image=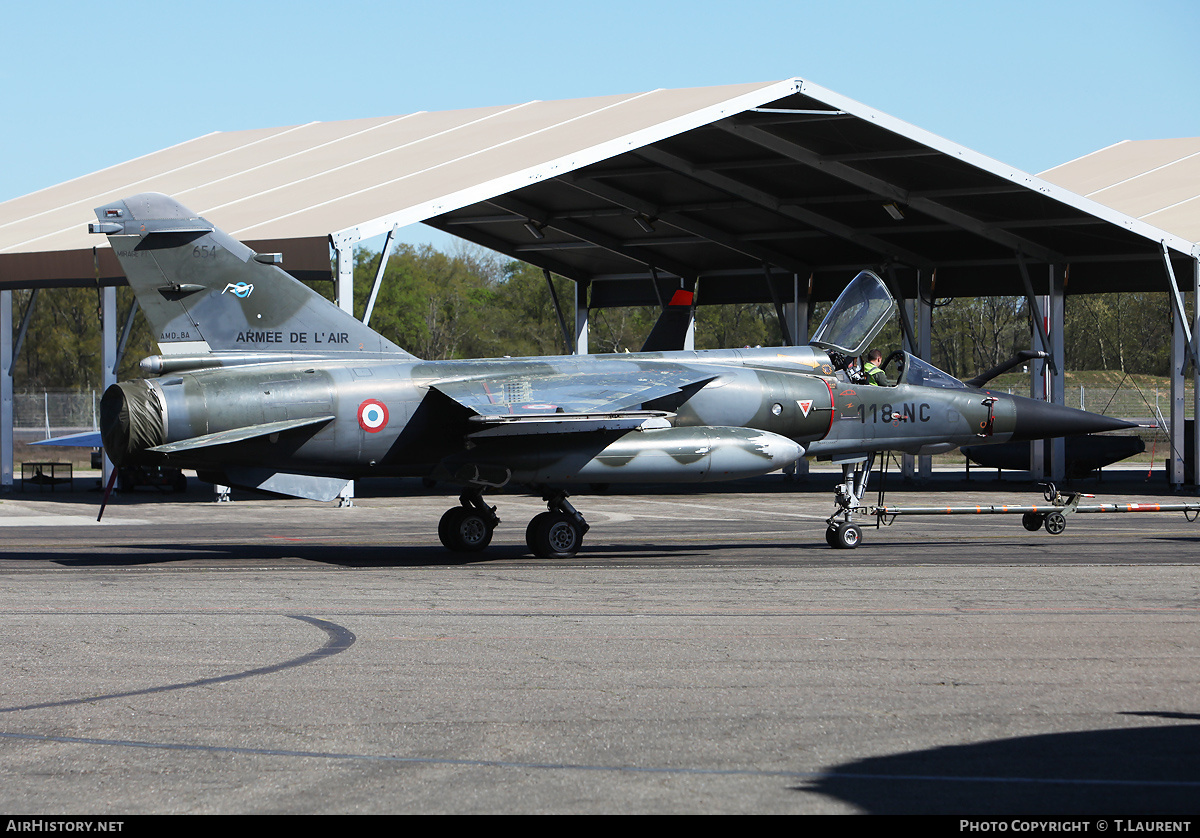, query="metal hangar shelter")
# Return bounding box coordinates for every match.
[1,78,1197,488]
